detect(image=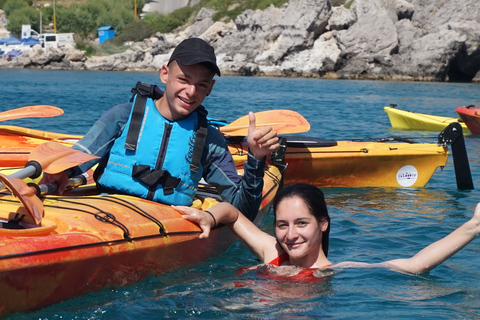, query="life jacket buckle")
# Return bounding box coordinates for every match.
[132,82,156,97]
[132,165,181,194]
